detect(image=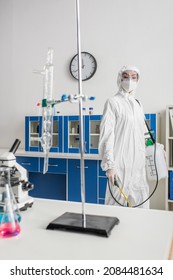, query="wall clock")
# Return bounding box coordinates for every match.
[69,52,97,81]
